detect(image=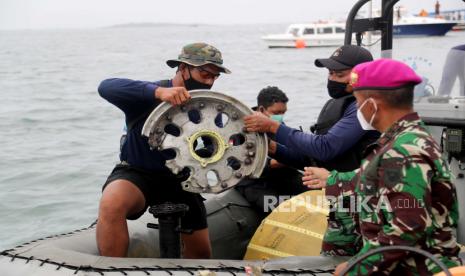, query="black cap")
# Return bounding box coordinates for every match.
[314,45,373,71]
